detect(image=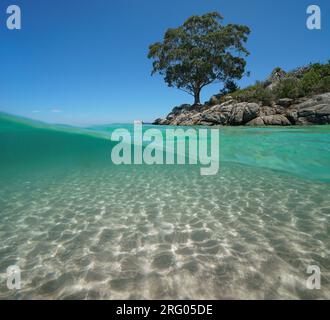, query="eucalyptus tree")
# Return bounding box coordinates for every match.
[148,12,250,105]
